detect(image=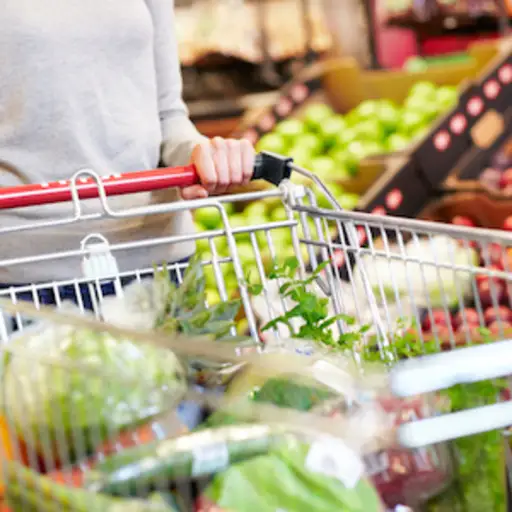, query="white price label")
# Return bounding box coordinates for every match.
[305,438,364,489]
[191,442,230,477]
